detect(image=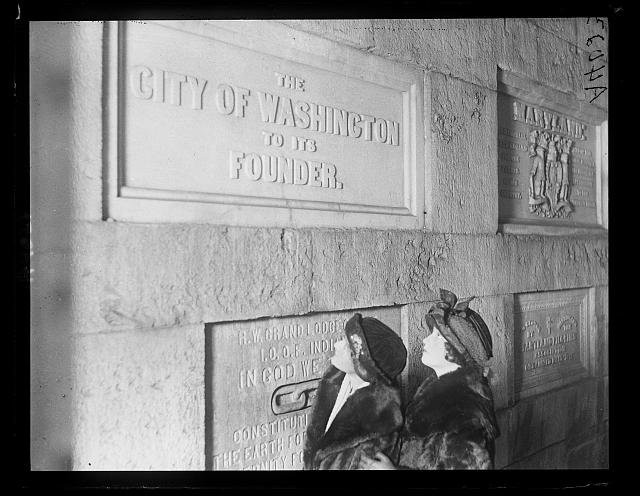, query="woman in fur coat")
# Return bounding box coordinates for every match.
[361,289,500,470]
[303,313,408,470]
